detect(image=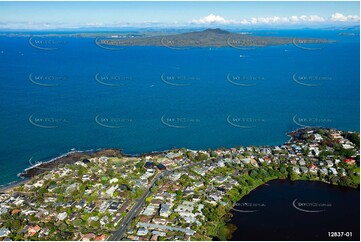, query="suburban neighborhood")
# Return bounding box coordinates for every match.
[0,128,359,241]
